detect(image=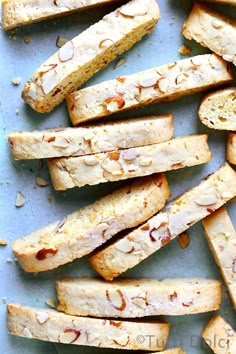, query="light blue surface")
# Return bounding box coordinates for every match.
[0,1,235,353]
